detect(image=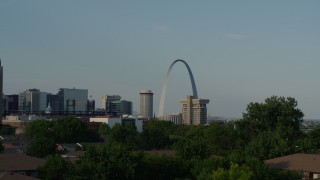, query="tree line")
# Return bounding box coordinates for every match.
[14,96,320,179]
